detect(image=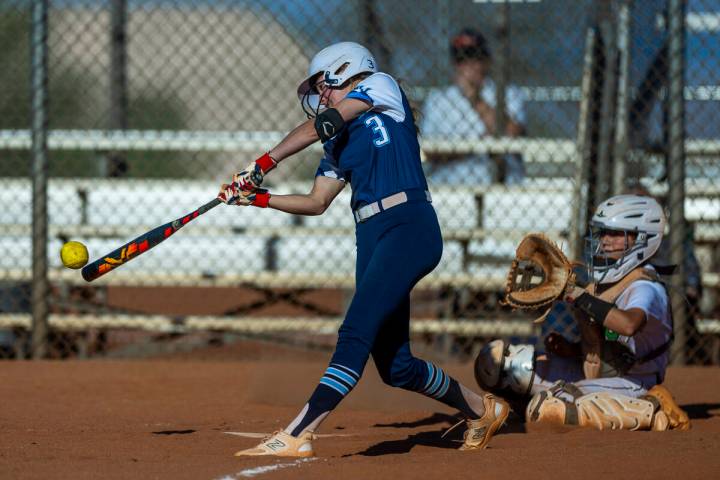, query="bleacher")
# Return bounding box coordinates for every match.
[1,131,719,343]
[1,179,719,348]
[1,176,718,291]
